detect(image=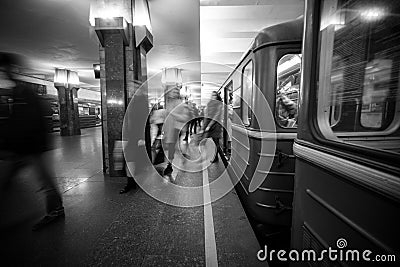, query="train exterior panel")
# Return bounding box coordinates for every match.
[291,0,400,265]
[221,19,303,227]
